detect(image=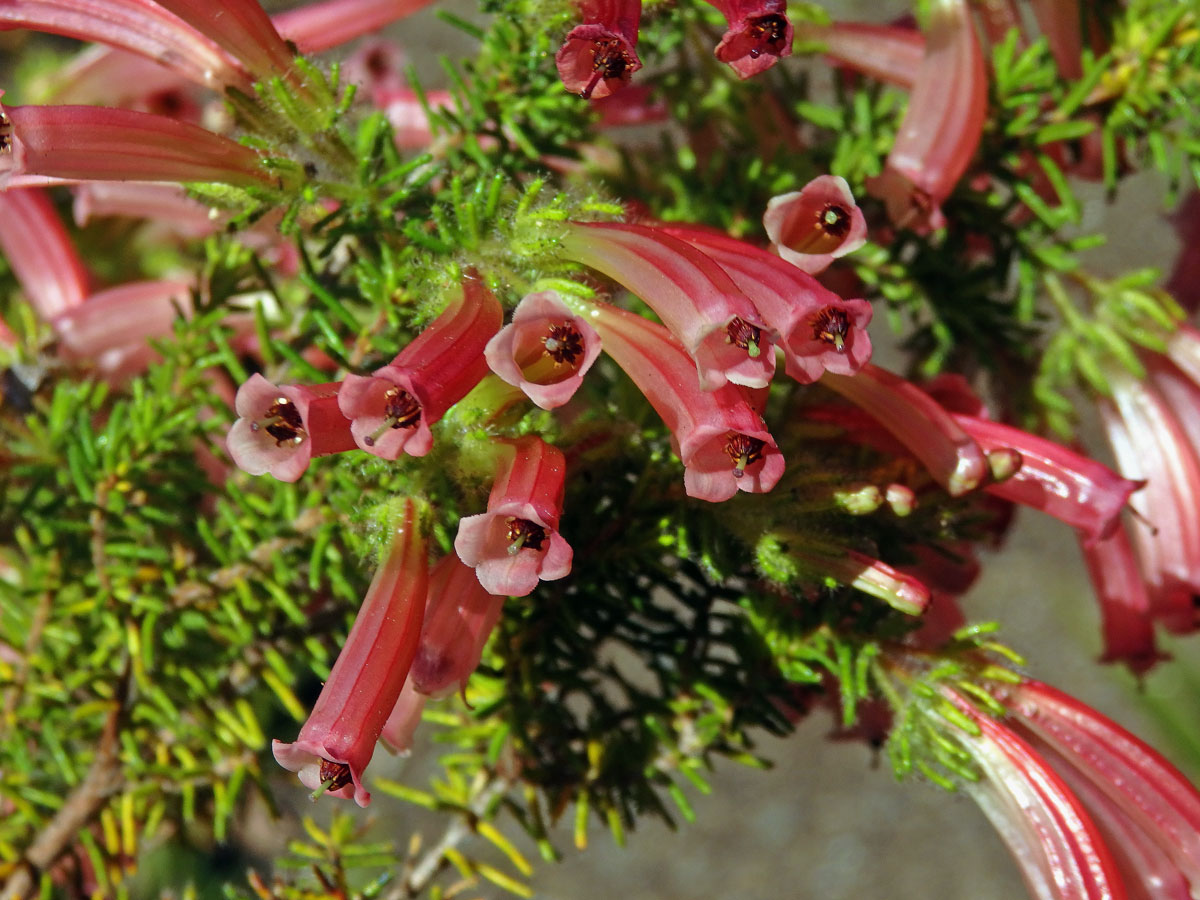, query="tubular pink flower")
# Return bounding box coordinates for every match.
[454,436,573,597]
[1100,372,1200,634]
[150,0,295,83]
[273,498,428,807]
[1079,528,1165,676]
[798,546,929,615]
[227,374,356,482]
[1029,0,1084,79]
[870,0,986,230]
[0,0,250,91]
[410,555,505,697]
[699,0,792,79]
[41,44,203,108]
[761,175,868,274]
[379,678,427,755]
[588,300,784,502]
[798,21,923,88]
[53,278,192,361]
[949,694,1125,900]
[0,102,273,189]
[72,182,219,237]
[555,0,643,100]
[1007,679,1200,891]
[662,223,873,383]
[952,414,1141,545]
[822,364,988,497]
[272,0,438,55]
[338,277,503,460]
[0,187,89,319]
[484,290,601,409]
[560,221,775,391]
